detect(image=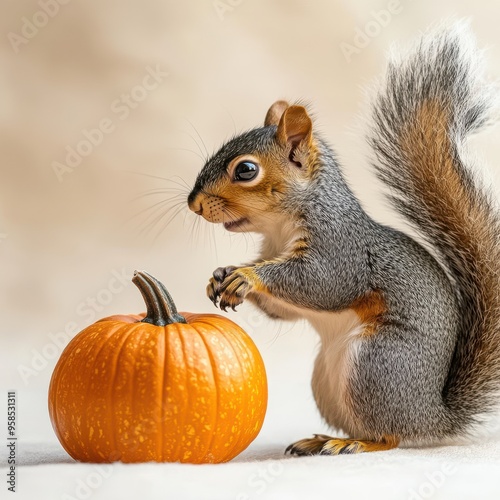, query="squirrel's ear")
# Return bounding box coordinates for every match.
[264,100,289,126]
[276,105,313,149]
